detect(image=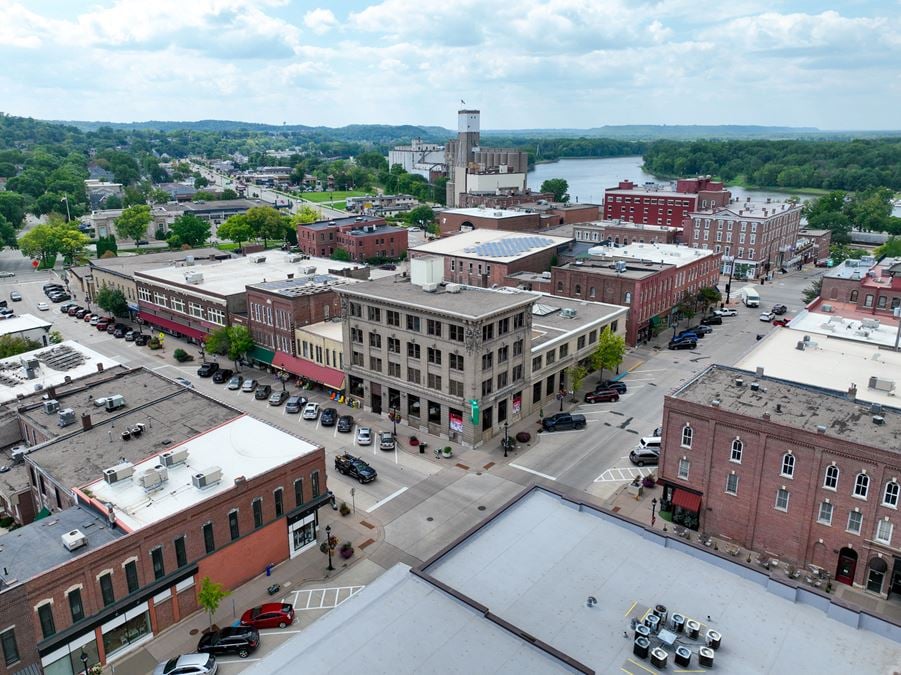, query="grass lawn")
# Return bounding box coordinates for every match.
[216,242,240,251]
[331,201,347,211]
[302,191,367,203]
